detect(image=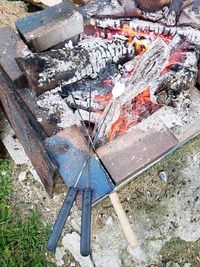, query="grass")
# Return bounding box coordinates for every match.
[160,238,200,266]
[0,159,55,267]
